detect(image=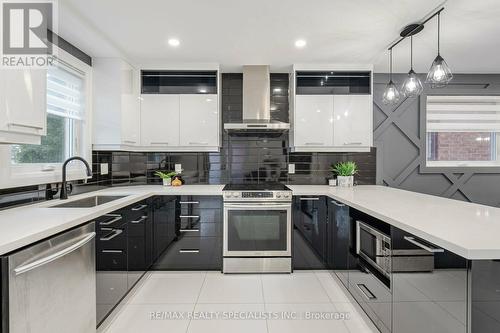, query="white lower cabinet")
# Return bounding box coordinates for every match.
[0,68,47,144]
[140,95,180,147]
[333,95,372,148]
[294,95,334,148]
[179,94,219,148]
[292,94,372,152]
